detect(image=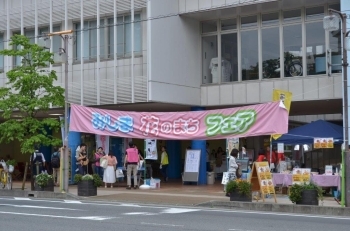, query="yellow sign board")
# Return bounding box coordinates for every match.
[292,168,311,185]
[314,138,334,149]
[249,161,277,203]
